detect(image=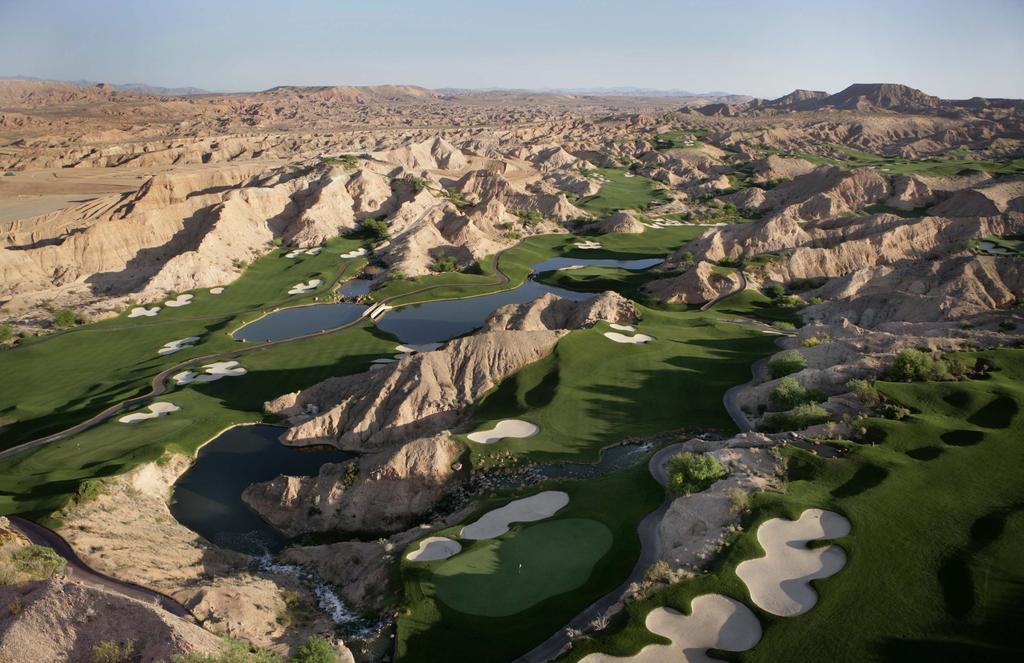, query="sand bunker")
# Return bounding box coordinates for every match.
[173,360,247,385]
[395,342,443,355]
[128,306,160,318]
[284,249,303,258]
[306,247,322,256]
[735,509,851,617]
[340,247,368,259]
[604,331,655,344]
[467,419,539,445]
[157,336,200,356]
[460,491,569,540]
[164,294,194,308]
[118,402,180,424]
[288,279,322,295]
[581,594,762,663]
[608,323,636,332]
[406,537,462,562]
[209,287,225,295]
[574,240,603,250]
[645,220,686,229]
